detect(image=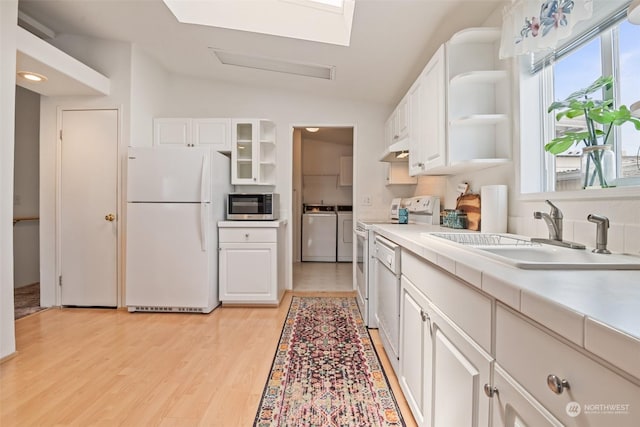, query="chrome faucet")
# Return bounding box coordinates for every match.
[534,200,563,241]
[532,200,585,249]
[587,214,611,254]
